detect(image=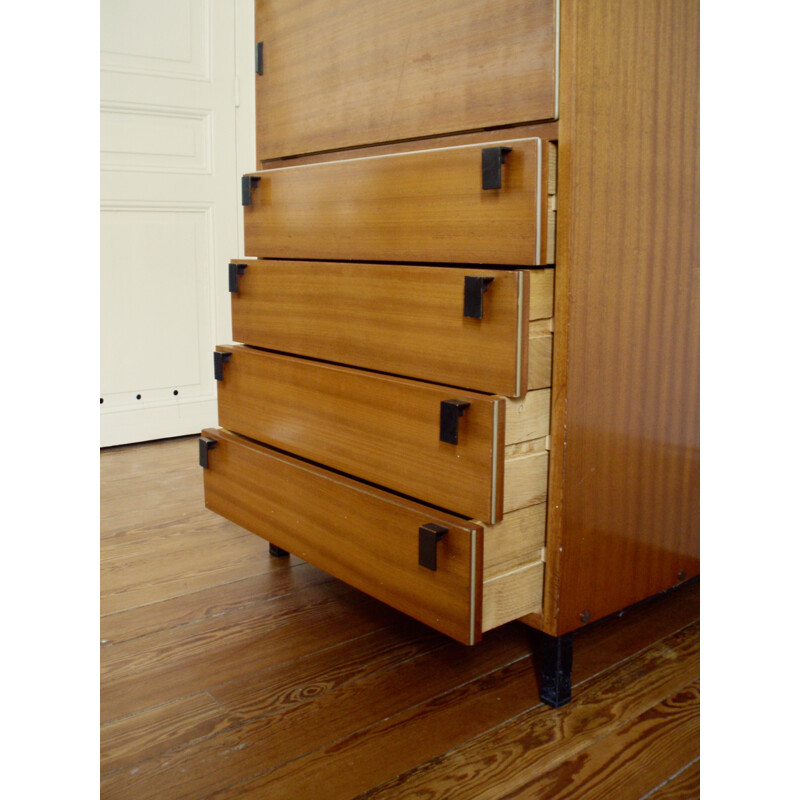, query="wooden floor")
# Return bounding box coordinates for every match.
[100,435,700,800]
